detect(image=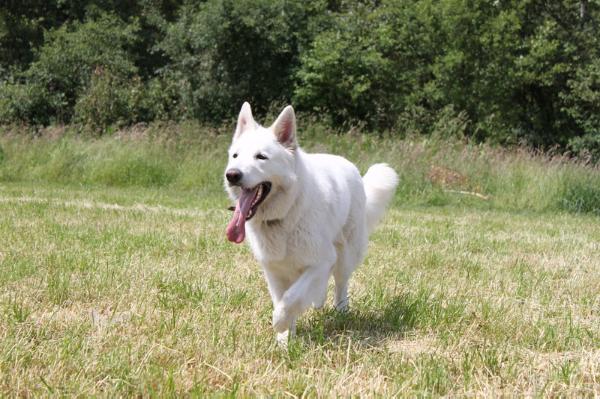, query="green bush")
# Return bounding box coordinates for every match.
[73,70,186,132]
[0,80,60,125]
[137,76,185,122]
[568,133,600,164]
[1,0,600,158]
[159,0,328,121]
[24,13,139,123]
[563,58,600,162]
[73,69,134,131]
[294,0,600,148]
[294,3,396,128]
